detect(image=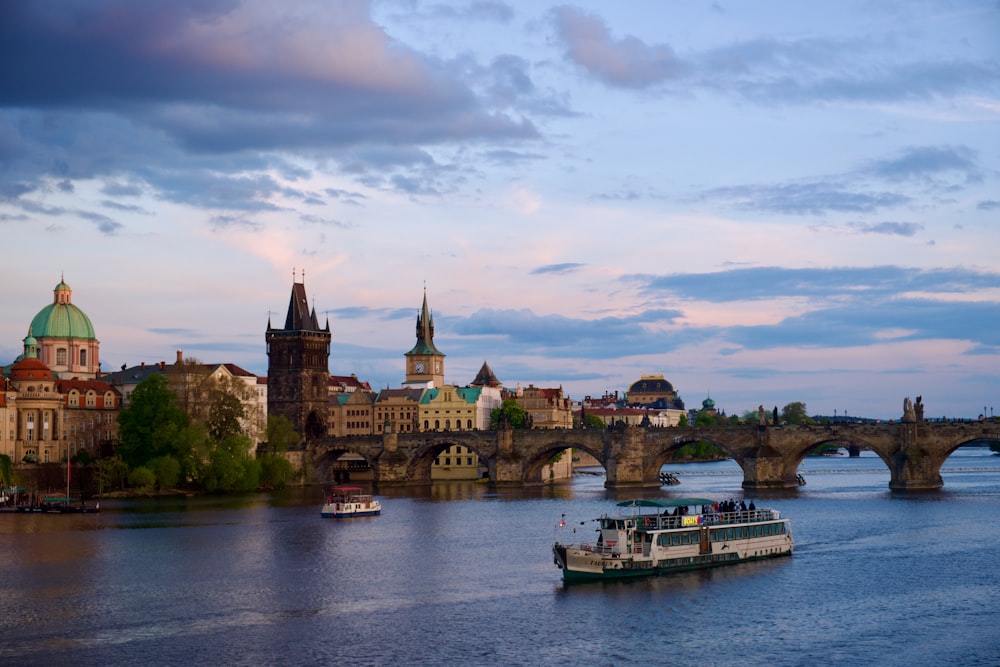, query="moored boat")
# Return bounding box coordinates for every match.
[320,486,381,518]
[553,497,792,583]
